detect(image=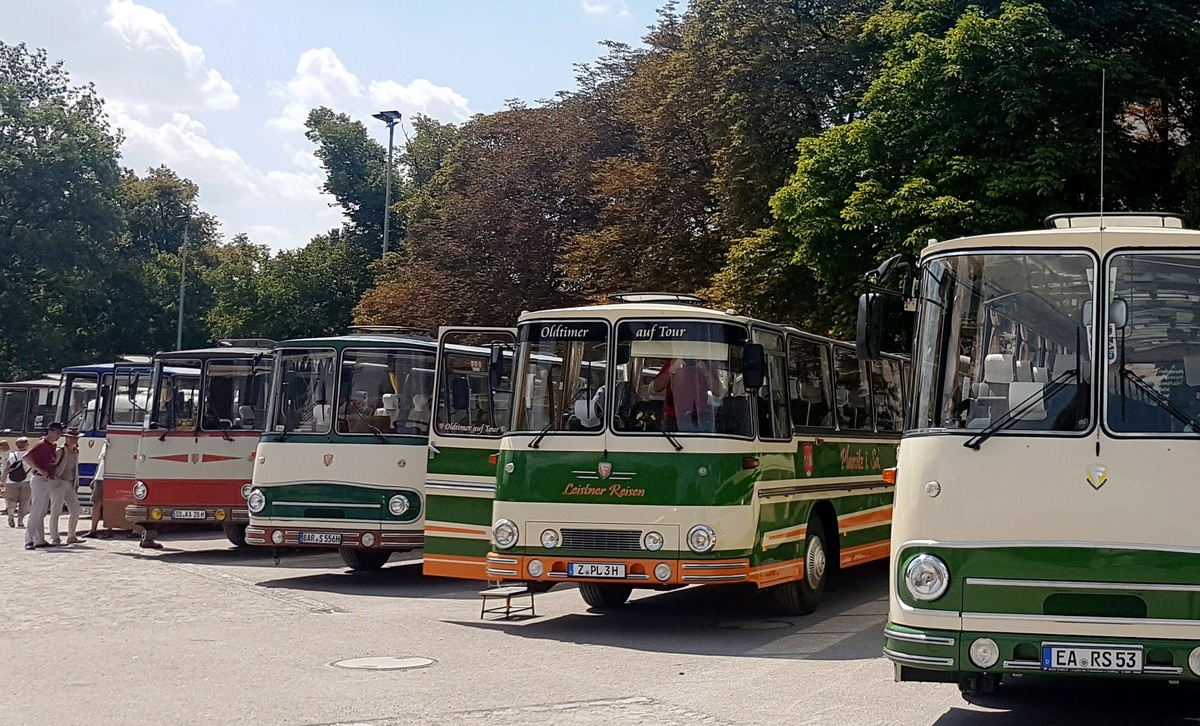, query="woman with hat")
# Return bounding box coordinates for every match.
[47,426,83,545]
